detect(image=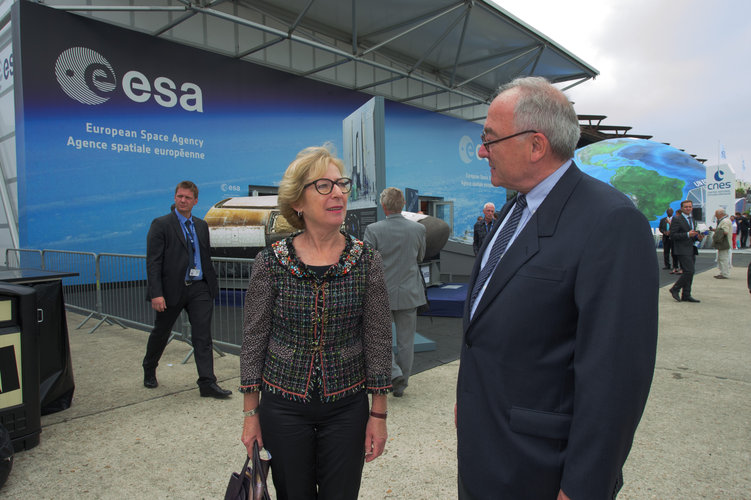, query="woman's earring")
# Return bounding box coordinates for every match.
[297,211,303,217]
